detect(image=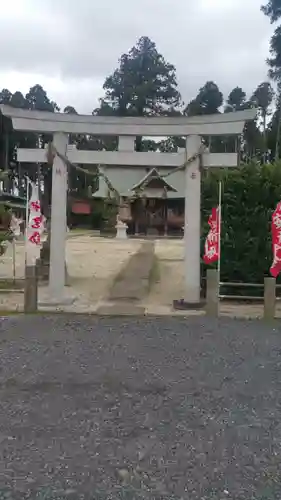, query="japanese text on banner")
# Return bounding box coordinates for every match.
[26,181,45,264]
[203,206,220,265]
[270,201,281,278]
